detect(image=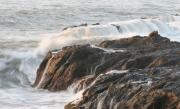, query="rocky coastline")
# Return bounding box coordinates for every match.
[33,31,180,109]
